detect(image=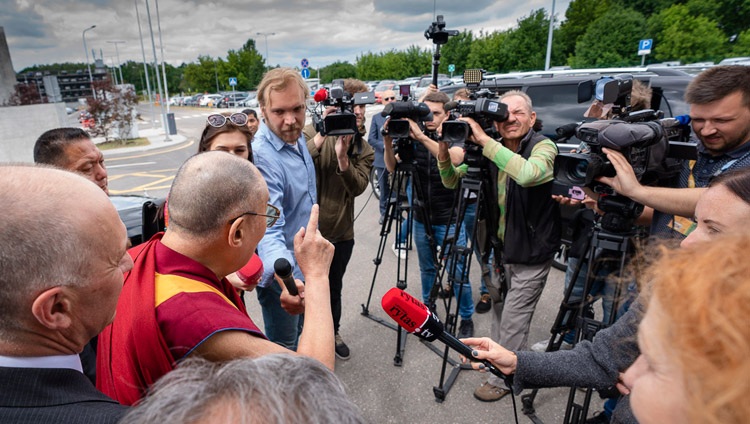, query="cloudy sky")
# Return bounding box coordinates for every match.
[2,0,571,72]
